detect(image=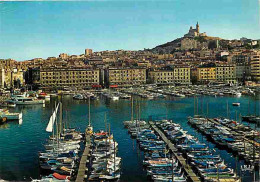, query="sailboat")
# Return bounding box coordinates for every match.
[33,102,83,181]
[86,98,93,135]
